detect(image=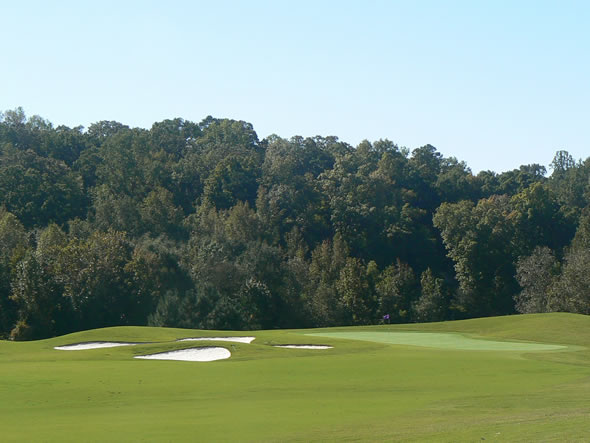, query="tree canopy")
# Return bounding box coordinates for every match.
[0,108,587,340]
